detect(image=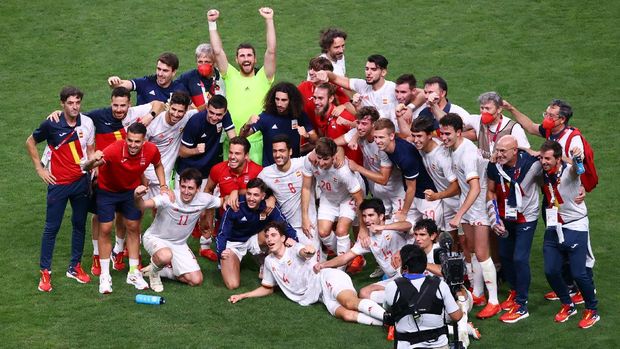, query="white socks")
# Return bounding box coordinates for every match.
[480,257,498,304]
[159,266,175,279]
[369,290,385,304]
[200,236,212,249]
[356,313,383,326]
[113,237,125,254]
[336,235,351,256]
[100,258,110,277]
[320,231,337,251]
[471,255,484,298]
[92,239,99,255]
[358,299,385,320]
